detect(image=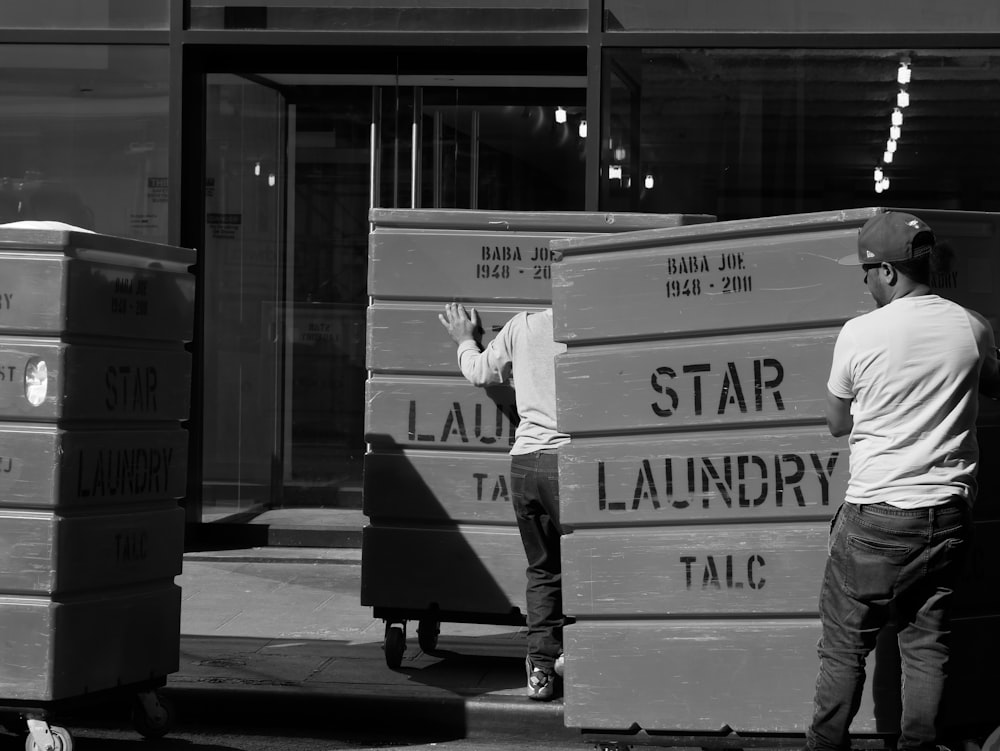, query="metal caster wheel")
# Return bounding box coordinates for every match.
[131,690,175,739]
[417,619,440,653]
[384,624,406,669]
[25,721,73,751]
